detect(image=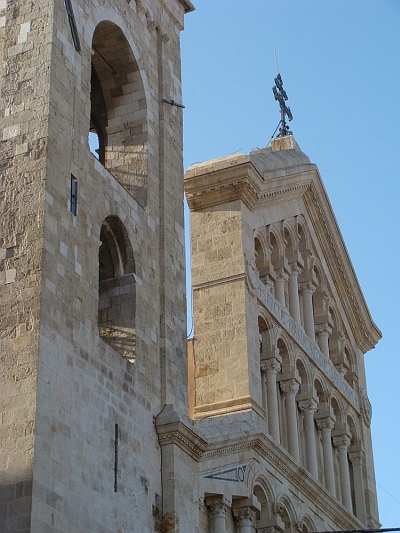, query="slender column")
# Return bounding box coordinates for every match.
[233,508,256,533]
[260,365,267,415]
[280,379,300,461]
[349,451,367,523]
[288,263,302,324]
[261,359,281,442]
[274,268,289,307]
[298,399,319,478]
[333,435,352,511]
[299,282,316,341]
[316,417,336,496]
[206,497,230,533]
[316,323,332,359]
